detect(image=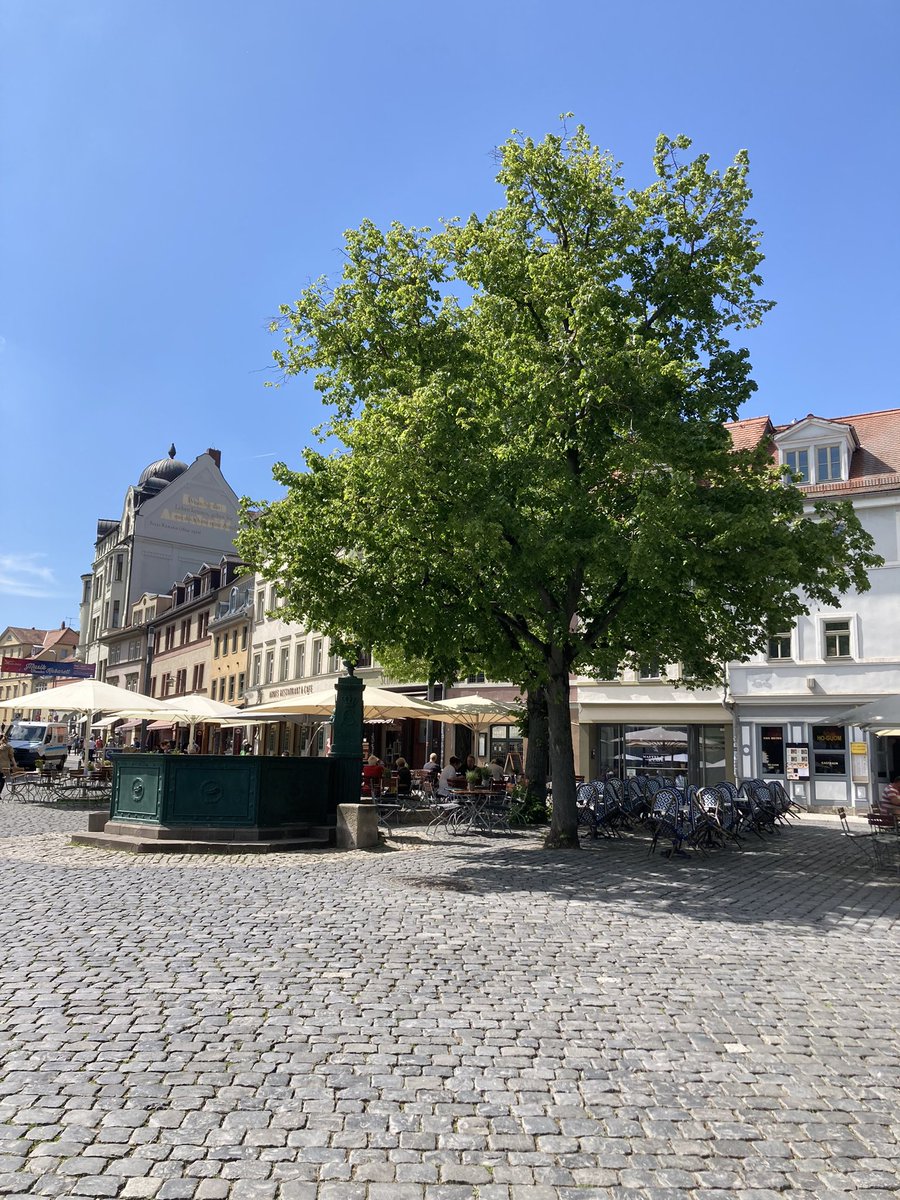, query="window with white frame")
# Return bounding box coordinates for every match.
[767,633,792,660]
[280,646,290,680]
[823,619,851,659]
[313,638,323,675]
[782,441,848,484]
[295,643,306,677]
[784,449,809,482]
[264,650,274,683]
[815,444,842,481]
